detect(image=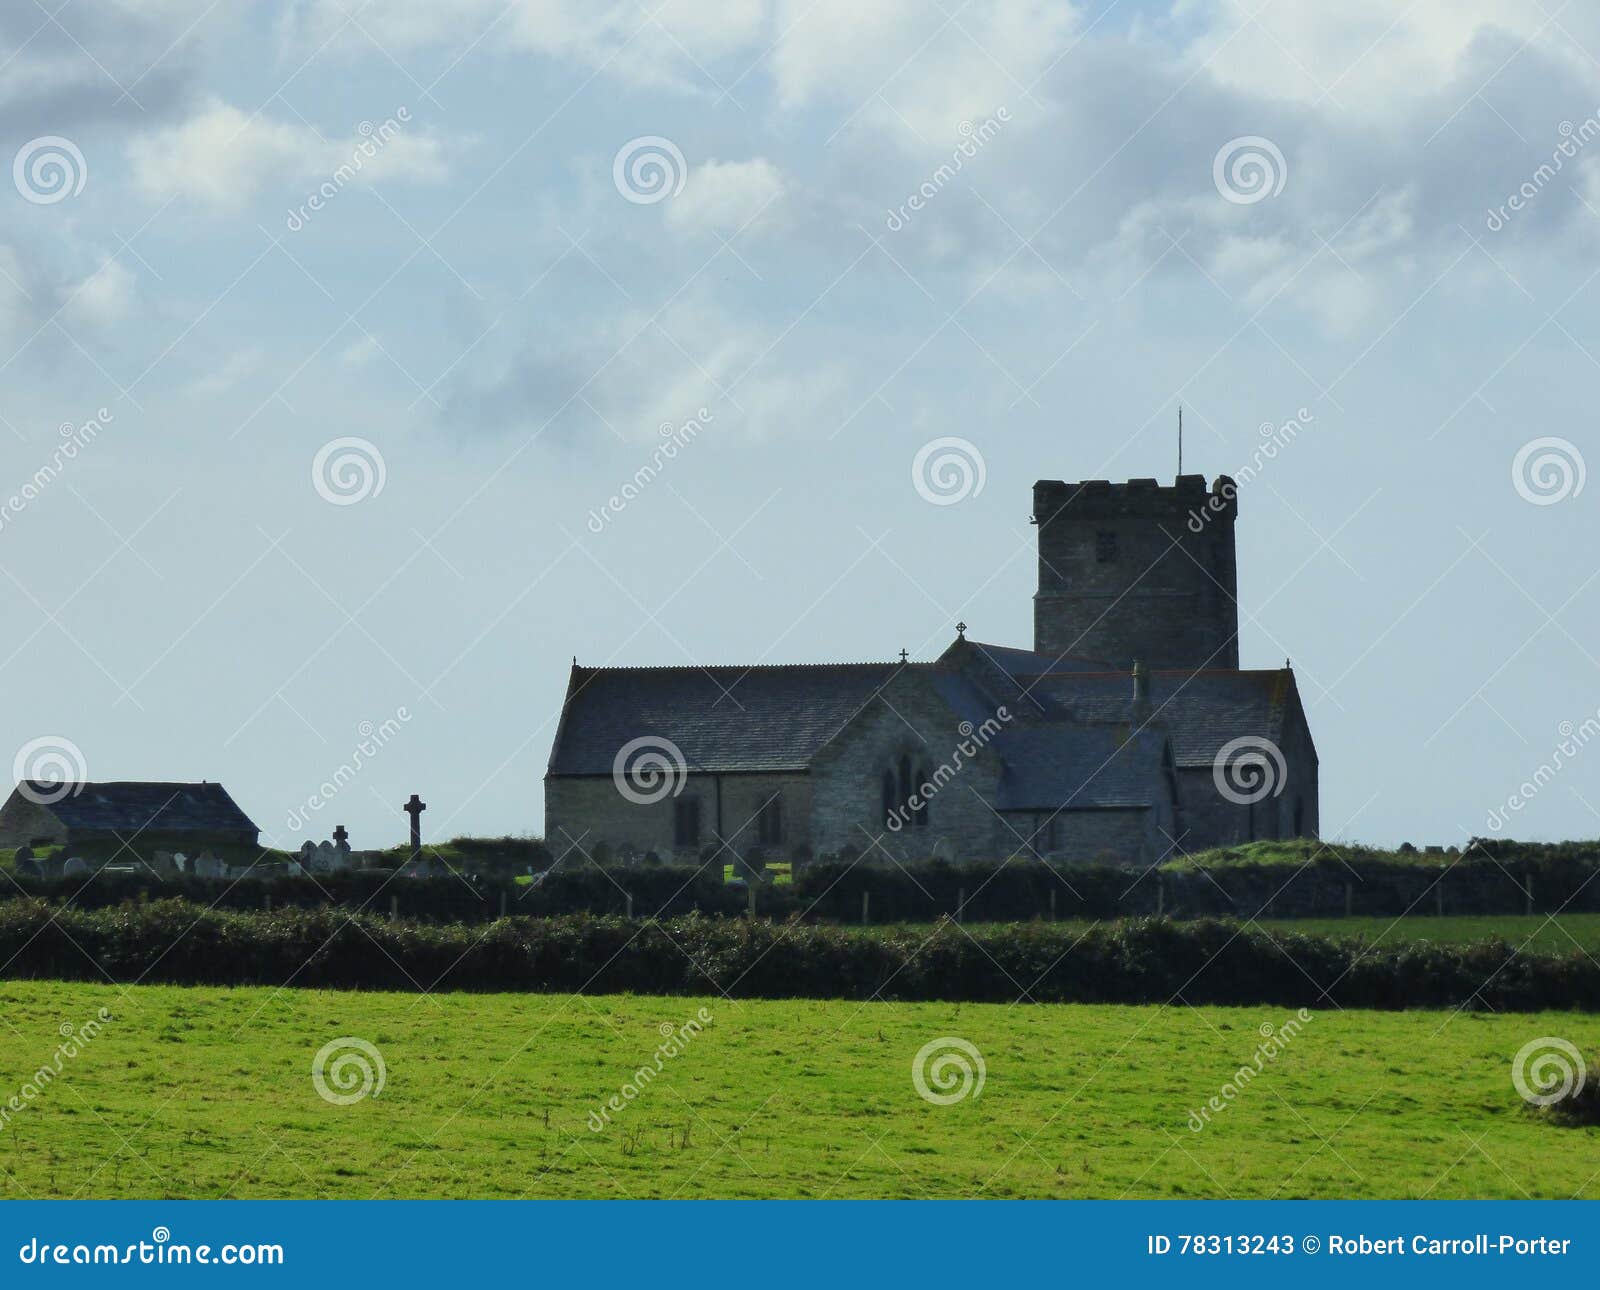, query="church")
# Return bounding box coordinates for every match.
[544,473,1318,869]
